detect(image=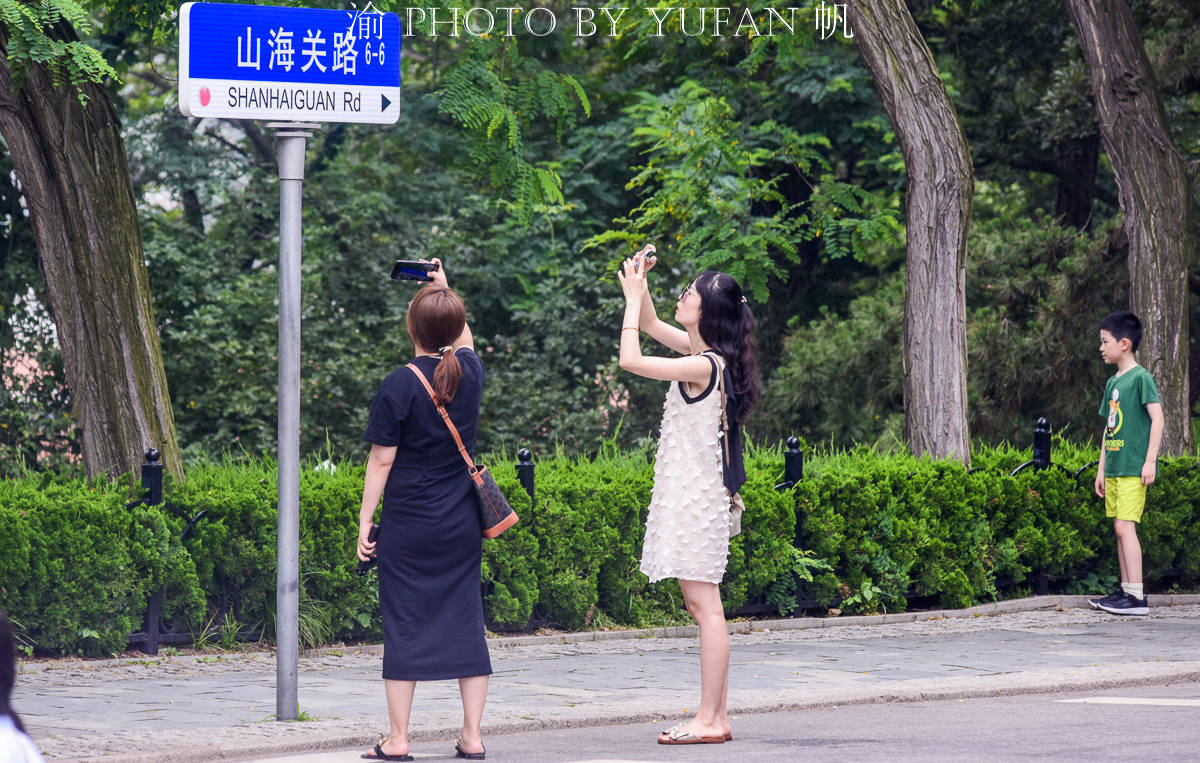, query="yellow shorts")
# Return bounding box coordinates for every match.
[1105,477,1146,522]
